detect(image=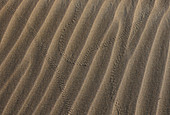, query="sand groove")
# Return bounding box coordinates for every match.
[0,0,170,115]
